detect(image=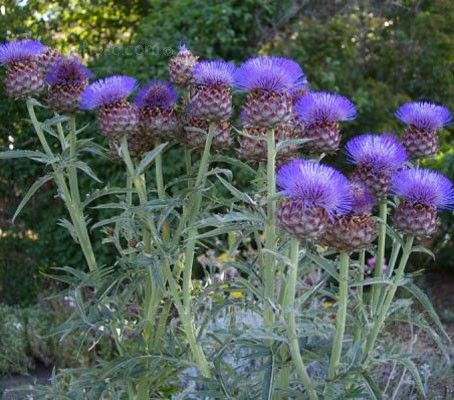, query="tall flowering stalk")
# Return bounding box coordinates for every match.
[234,56,305,327]
[176,59,235,377]
[0,41,98,271]
[364,168,454,360]
[346,133,407,314]
[277,159,351,399]
[134,80,179,241]
[395,101,452,159]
